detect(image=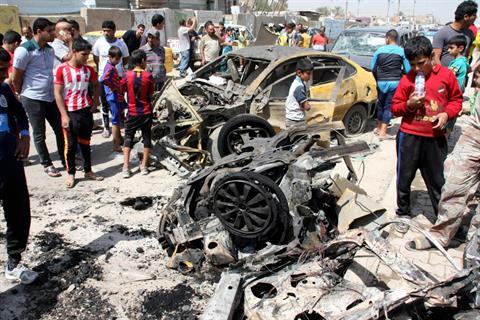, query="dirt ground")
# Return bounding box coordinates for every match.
[0,88,470,319]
